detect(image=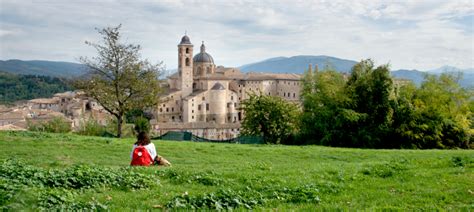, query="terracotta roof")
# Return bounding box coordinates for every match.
[28,98,59,104]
